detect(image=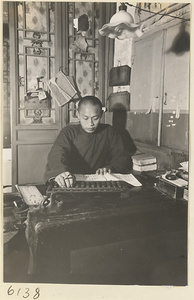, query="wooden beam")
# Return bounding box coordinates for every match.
[9,2,18,189]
